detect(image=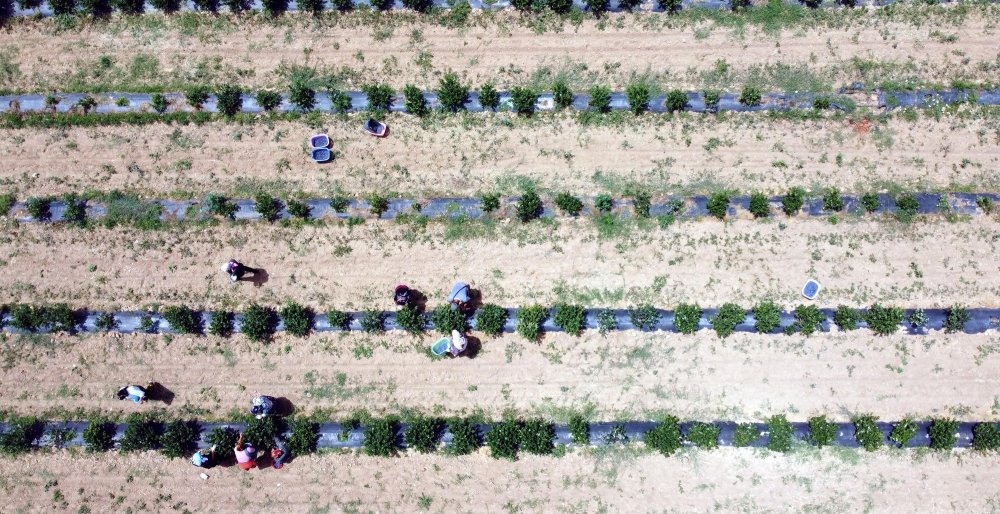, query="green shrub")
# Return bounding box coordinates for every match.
[552,303,586,336]
[26,197,51,221]
[367,192,390,216]
[584,0,610,15]
[739,85,762,106]
[812,95,831,109]
[733,423,761,447]
[908,308,929,330]
[516,189,543,222]
[50,0,76,14]
[864,304,904,336]
[326,309,351,330]
[569,415,589,445]
[369,0,391,9]
[703,89,720,111]
[286,199,311,219]
[329,89,352,113]
[596,308,617,334]
[255,90,282,111]
[447,418,479,455]
[588,85,612,113]
[208,311,233,337]
[287,417,320,455]
[664,89,688,113]
[95,312,117,331]
[289,79,316,112]
[429,305,467,335]
[101,190,162,229]
[707,191,730,219]
[241,303,276,342]
[630,304,660,331]
[479,193,500,213]
[753,301,782,333]
[889,418,918,447]
[895,192,919,222]
[182,86,209,110]
[395,305,426,334]
[206,427,240,458]
[766,415,793,452]
[0,416,43,455]
[782,187,806,216]
[546,0,570,13]
[0,193,14,216]
[329,196,350,213]
[61,193,87,227]
[625,82,651,115]
[478,83,499,111]
[112,0,144,14]
[76,95,97,113]
[861,192,881,213]
[205,194,237,218]
[438,72,470,112]
[150,92,168,113]
[791,304,824,336]
[244,416,280,452]
[163,305,201,334]
[749,192,770,218]
[119,413,161,453]
[645,416,682,456]
[160,420,199,458]
[82,417,116,453]
[510,87,537,116]
[44,304,76,333]
[9,304,45,332]
[854,416,883,451]
[944,305,970,333]
[404,416,443,453]
[516,305,547,341]
[711,303,745,338]
[687,422,720,449]
[362,83,395,113]
[260,0,288,14]
[977,196,994,214]
[822,189,844,212]
[631,190,651,218]
[403,84,428,117]
[254,193,281,222]
[486,420,520,460]
[474,304,507,336]
[552,80,574,109]
[594,194,613,213]
[360,309,385,333]
[674,303,702,335]
[400,0,432,12]
[972,423,1000,452]
[554,193,583,216]
[520,419,554,455]
[833,305,861,331]
[808,415,837,447]
[658,0,681,11]
[279,302,313,337]
[215,85,242,117]
[929,418,959,450]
